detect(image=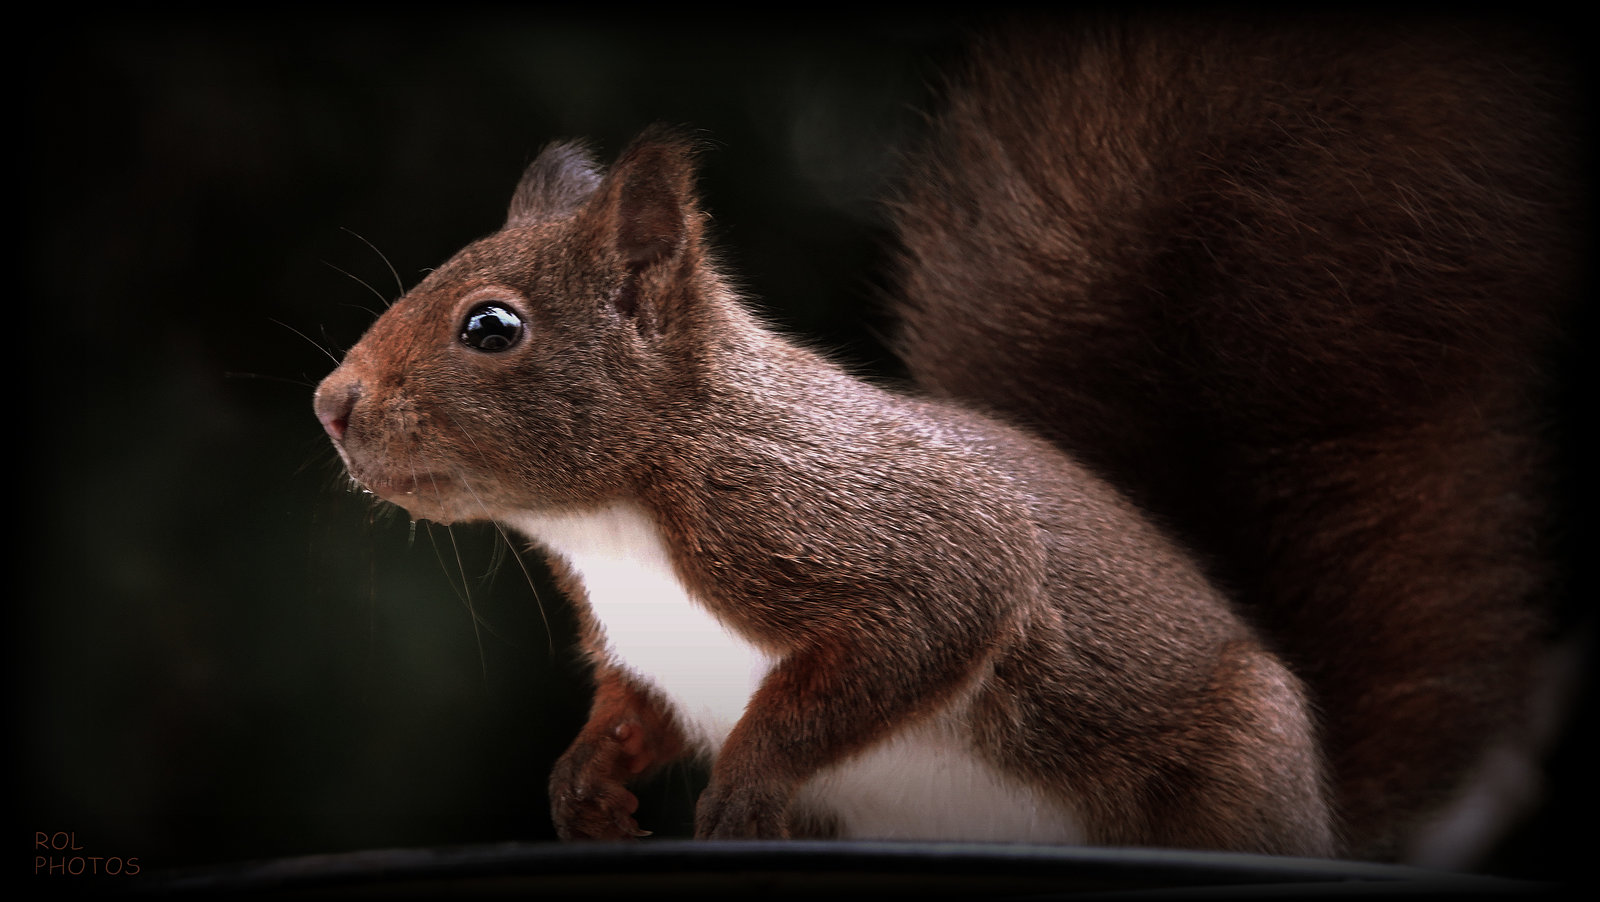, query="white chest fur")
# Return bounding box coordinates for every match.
[508,501,1084,843]
[507,502,772,751]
